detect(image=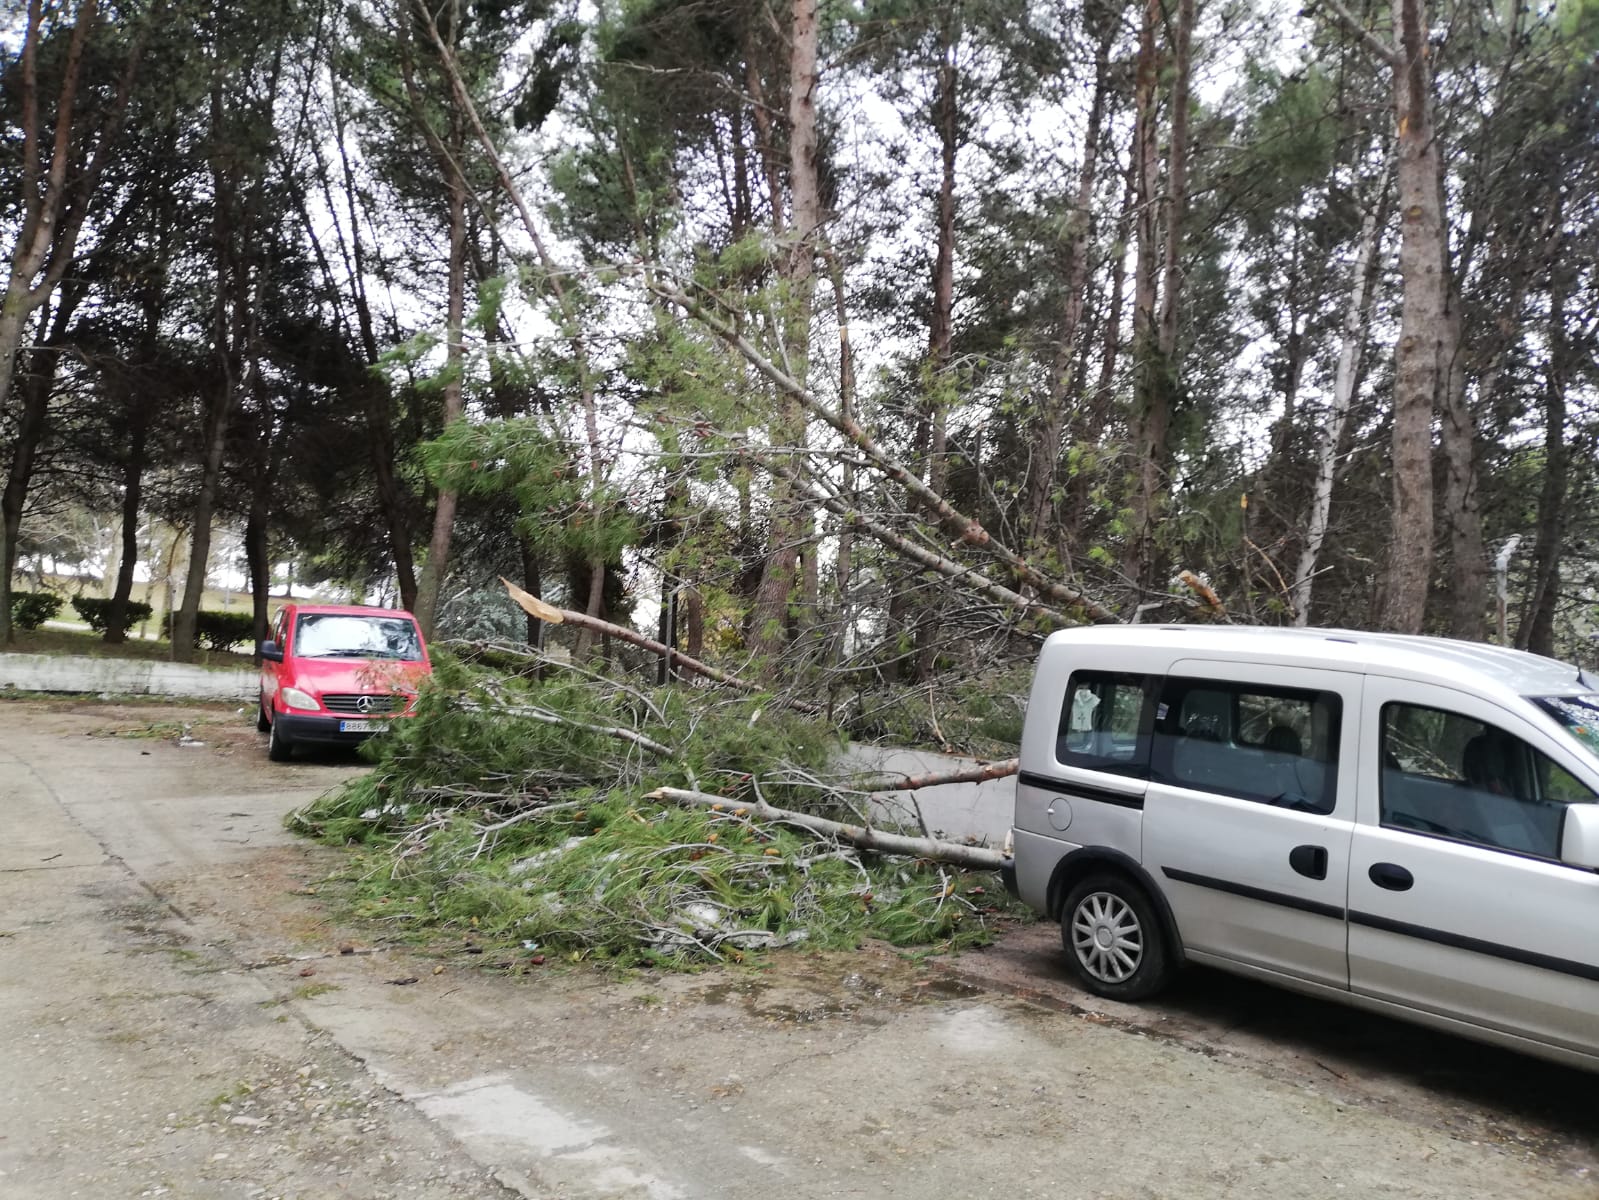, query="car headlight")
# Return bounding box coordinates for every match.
[279,687,319,711]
